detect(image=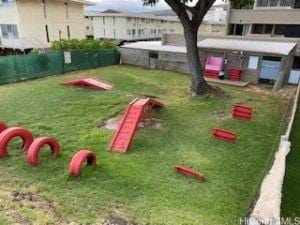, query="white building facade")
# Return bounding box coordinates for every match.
[85,11,183,41]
